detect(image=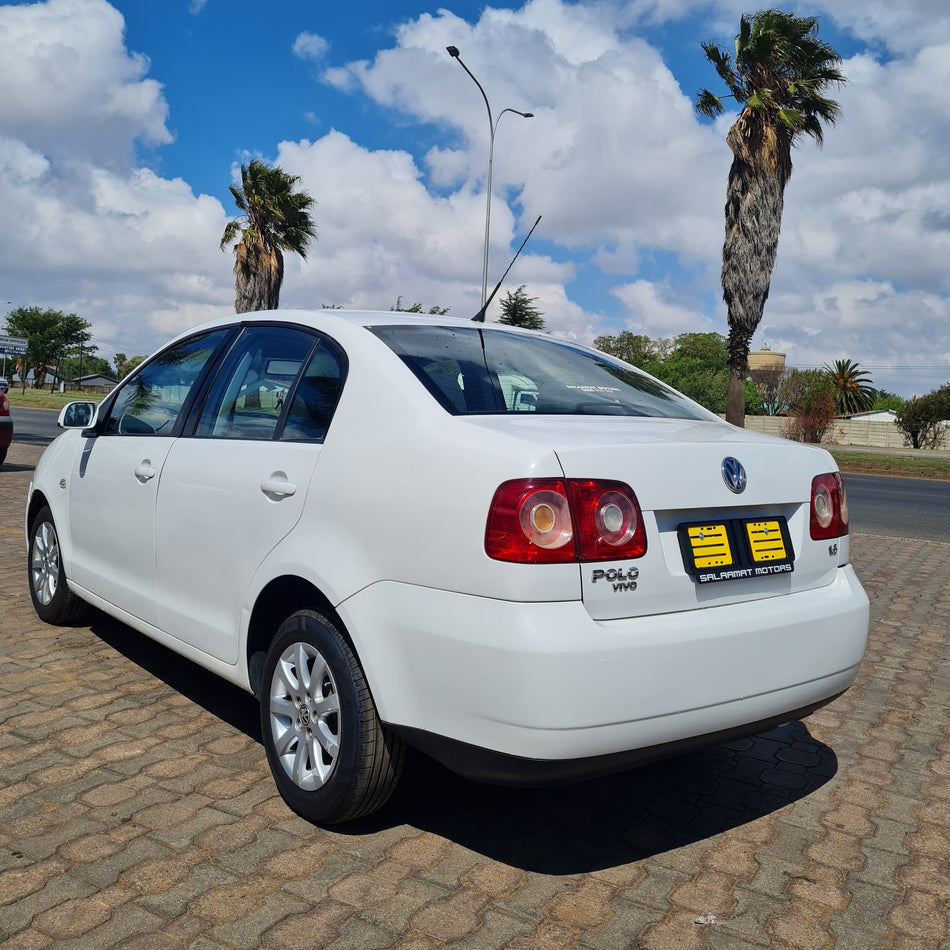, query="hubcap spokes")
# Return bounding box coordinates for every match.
[269,640,341,791]
[31,521,59,606]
